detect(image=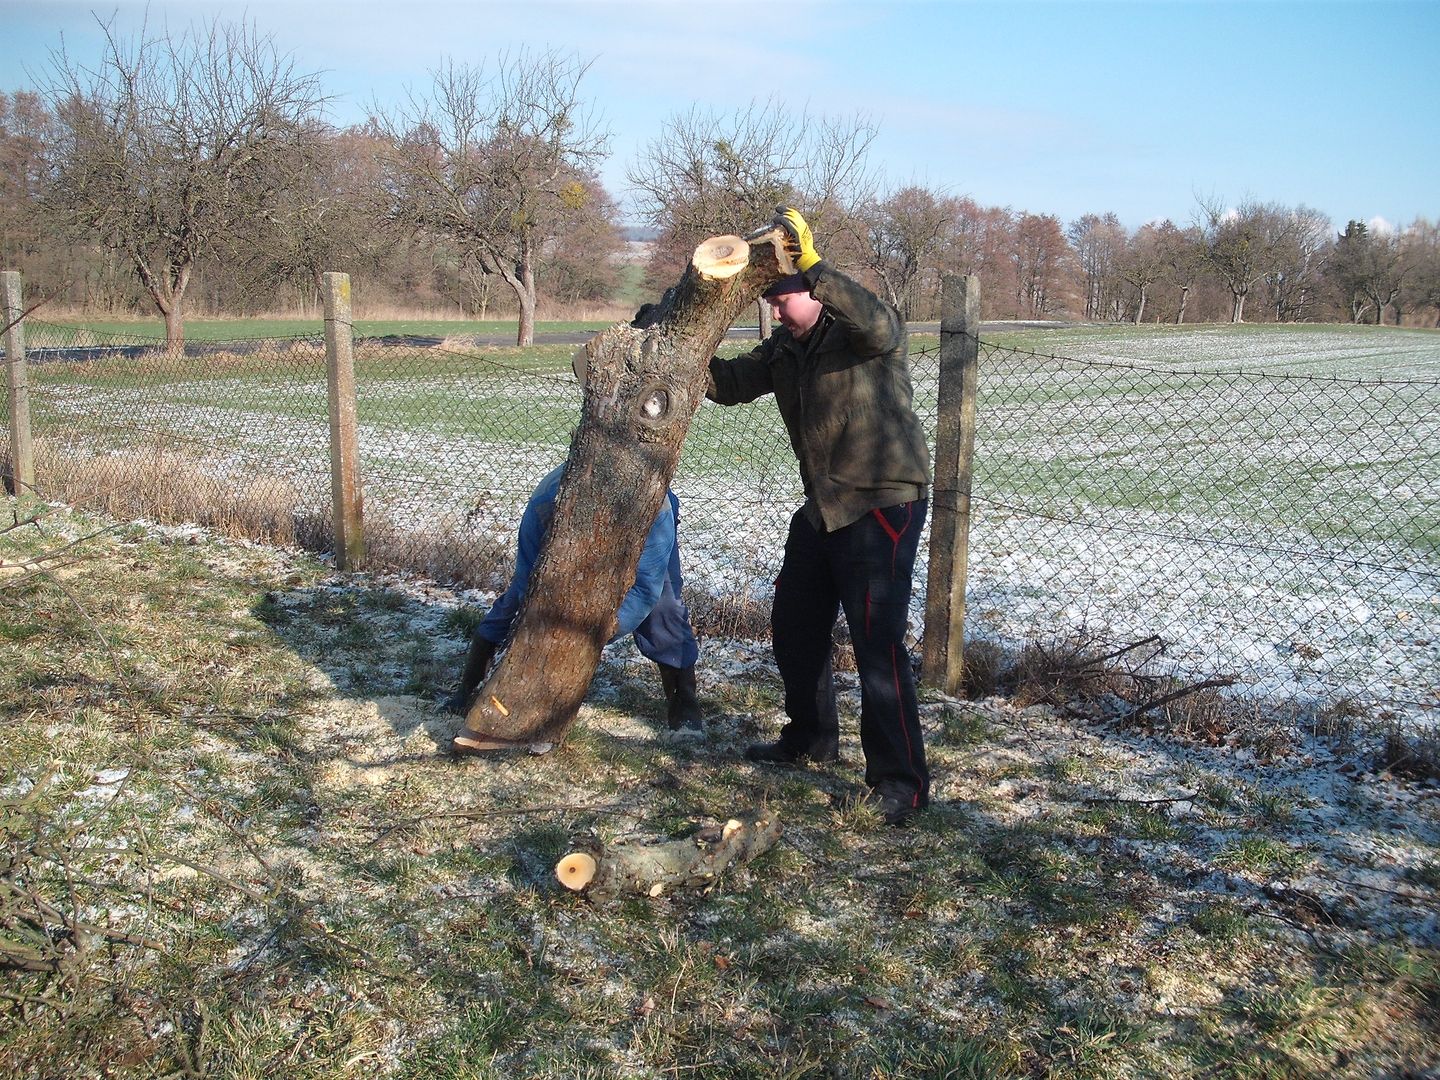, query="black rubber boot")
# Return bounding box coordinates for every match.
[657,663,703,737]
[744,655,840,764]
[444,637,496,716]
